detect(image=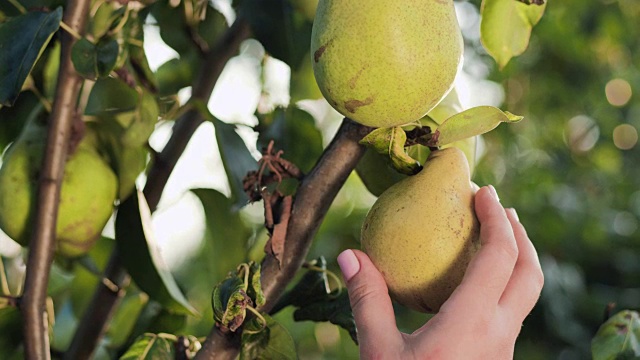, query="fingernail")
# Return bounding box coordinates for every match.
[337,250,360,282]
[508,208,520,222]
[489,185,500,202]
